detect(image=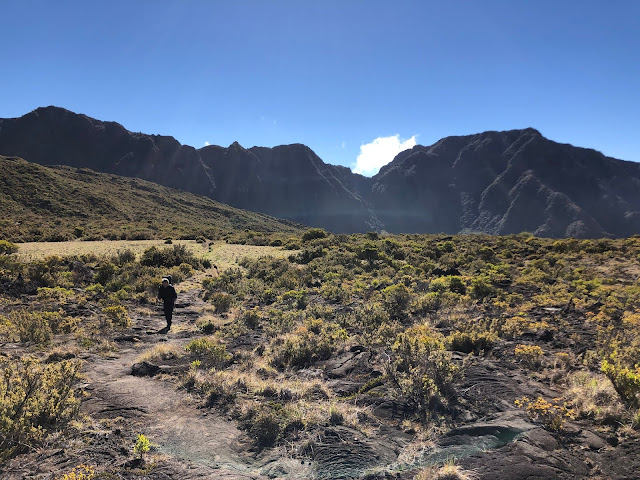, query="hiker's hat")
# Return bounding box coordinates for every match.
[162,277,170,283]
